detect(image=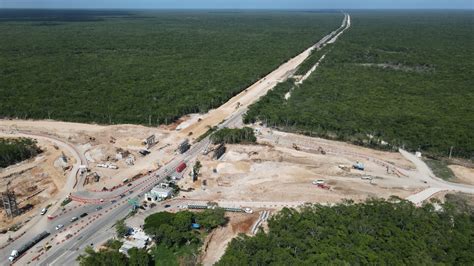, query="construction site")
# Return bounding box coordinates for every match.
[0,135,75,231]
[180,139,420,204]
[0,11,473,265]
[0,122,177,233]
